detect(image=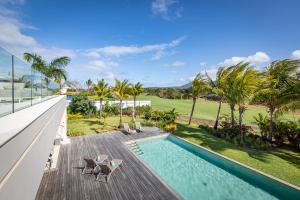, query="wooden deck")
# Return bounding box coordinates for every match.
[36,127,181,200]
